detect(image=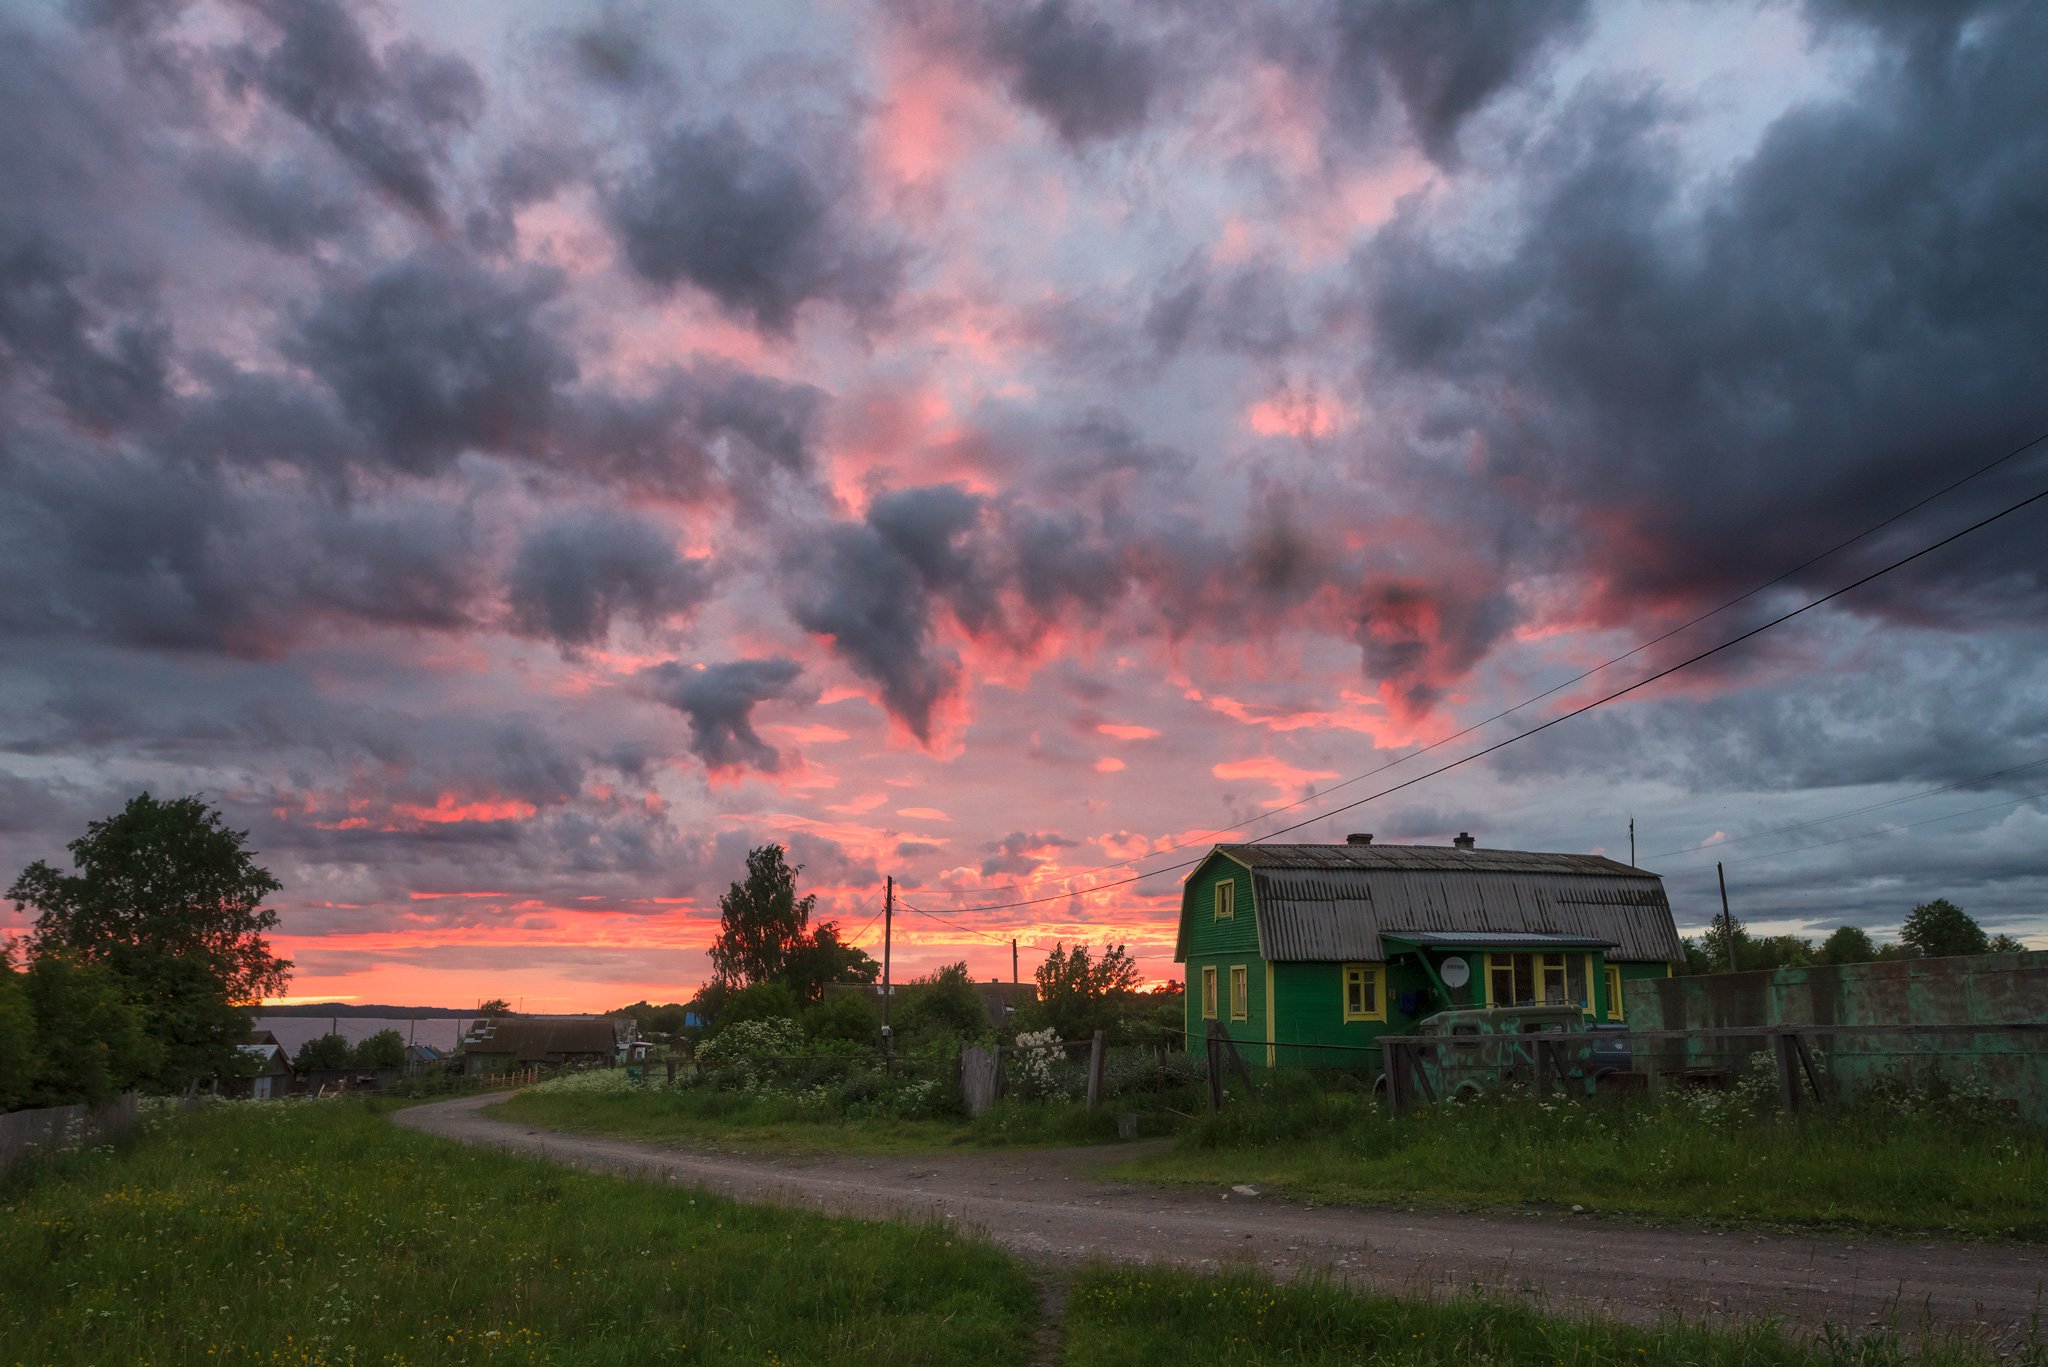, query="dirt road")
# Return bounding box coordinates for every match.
[396,1093,2045,1345]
